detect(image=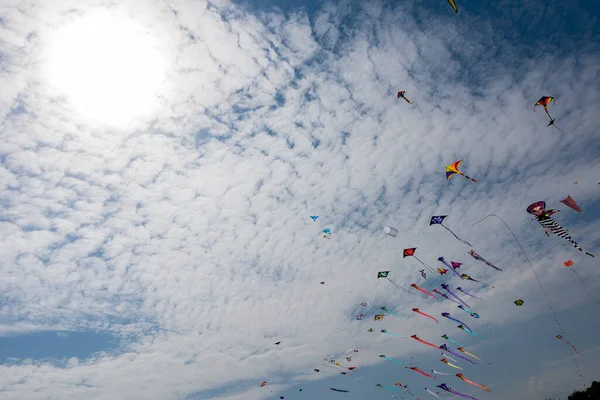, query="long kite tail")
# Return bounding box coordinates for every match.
[472,214,586,386]
[425,388,442,399]
[457,287,481,300]
[457,374,491,393]
[413,309,439,323]
[441,223,473,246]
[445,288,470,307]
[538,216,594,257]
[458,172,478,183]
[431,369,454,376]
[434,289,462,305]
